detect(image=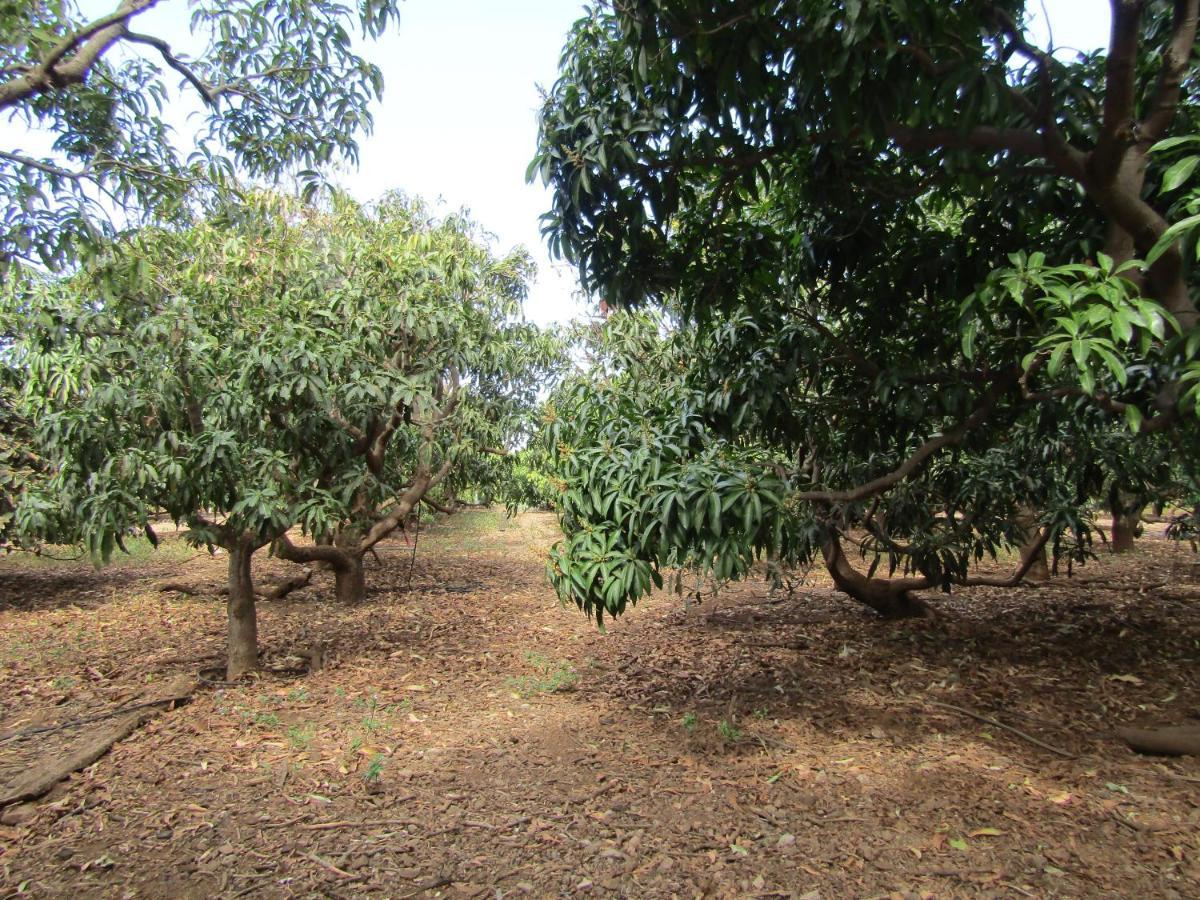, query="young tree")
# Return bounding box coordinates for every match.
[533,2,1200,620]
[264,195,564,602]
[4,192,555,675]
[2,0,400,271]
